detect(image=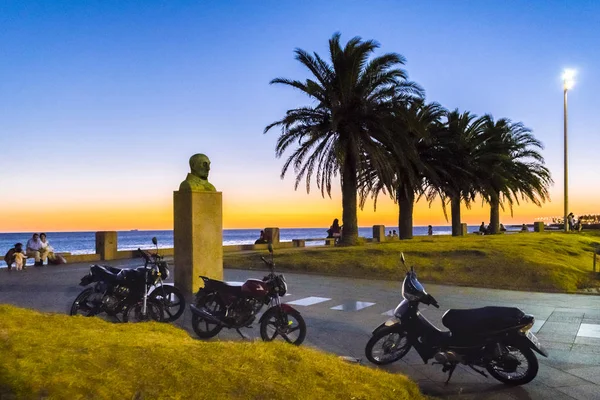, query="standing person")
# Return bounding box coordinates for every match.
[26,233,46,266]
[4,243,26,271]
[427,225,433,236]
[567,213,575,231]
[392,230,398,239]
[39,233,56,264]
